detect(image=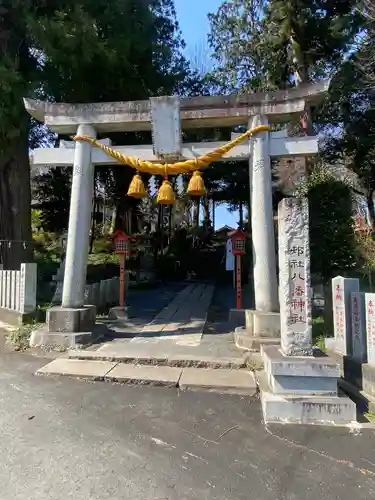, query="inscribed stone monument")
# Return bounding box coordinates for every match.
[332,276,359,355]
[278,197,312,356]
[365,293,375,366]
[351,292,366,362]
